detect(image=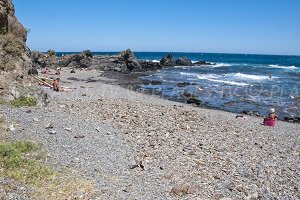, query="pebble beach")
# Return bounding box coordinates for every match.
[1,68,299,199]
